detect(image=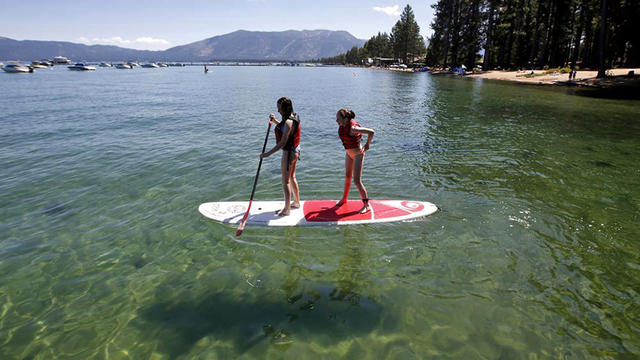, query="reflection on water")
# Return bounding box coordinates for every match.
[0,66,639,358]
[129,228,383,358]
[136,288,382,358]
